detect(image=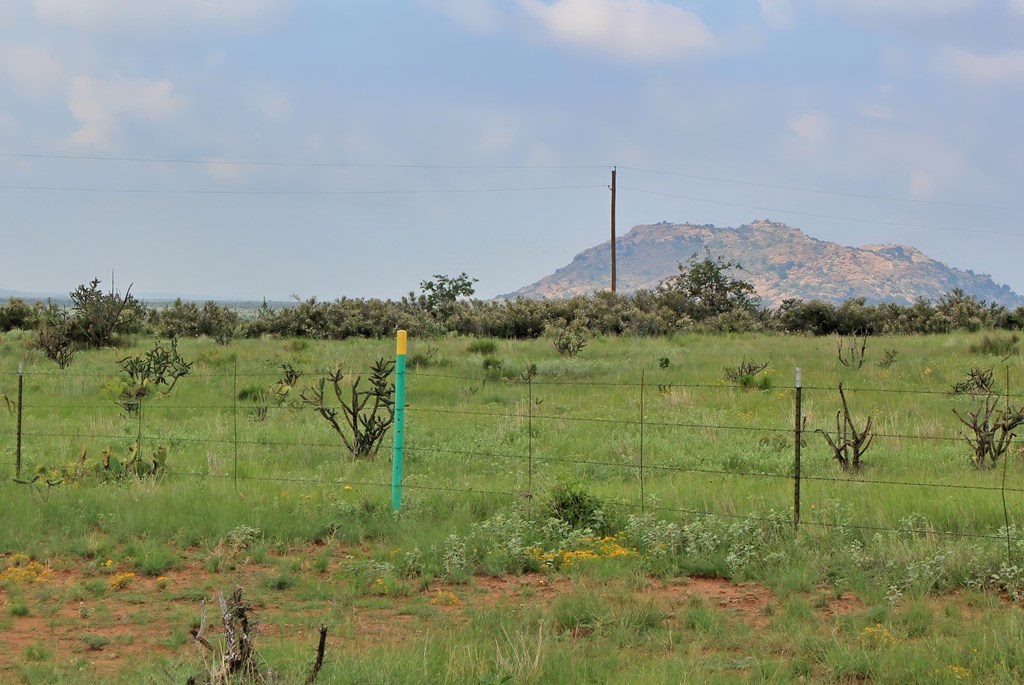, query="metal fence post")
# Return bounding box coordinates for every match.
[391,330,408,512]
[233,356,238,488]
[639,369,645,515]
[794,367,802,531]
[527,374,533,510]
[16,362,23,479]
